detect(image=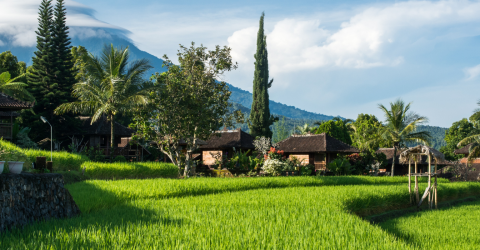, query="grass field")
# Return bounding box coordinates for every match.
[379,199,480,249]
[1,176,479,249]
[81,161,178,180]
[0,139,88,171]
